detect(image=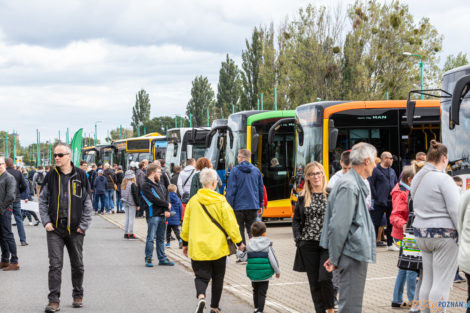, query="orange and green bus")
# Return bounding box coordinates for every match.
[295,100,440,182]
